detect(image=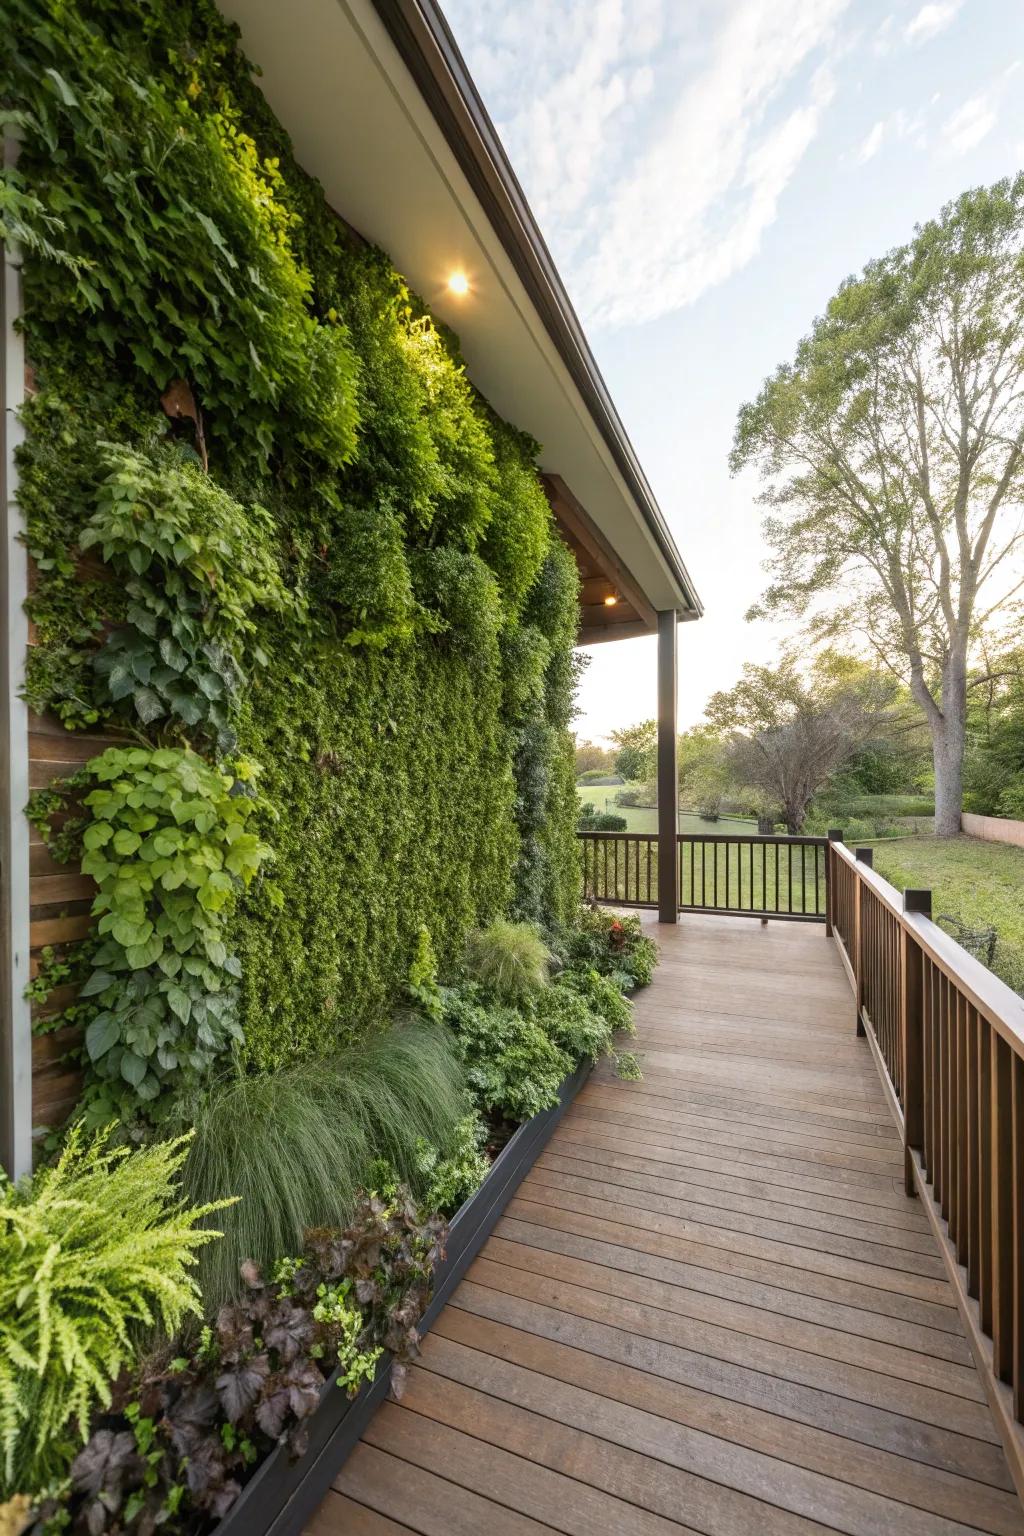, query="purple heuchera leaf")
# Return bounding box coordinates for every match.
[71,1428,139,1498]
[216,1353,270,1422]
[264,1299,315,1363]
